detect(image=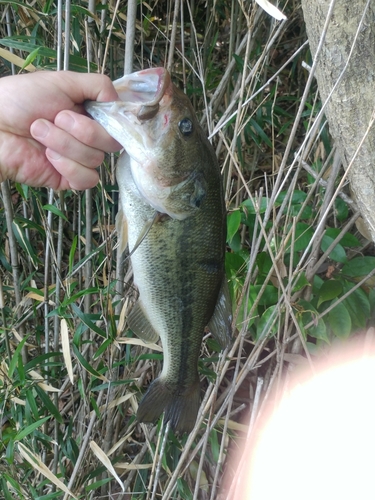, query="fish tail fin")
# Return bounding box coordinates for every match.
[137,377,201,434]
